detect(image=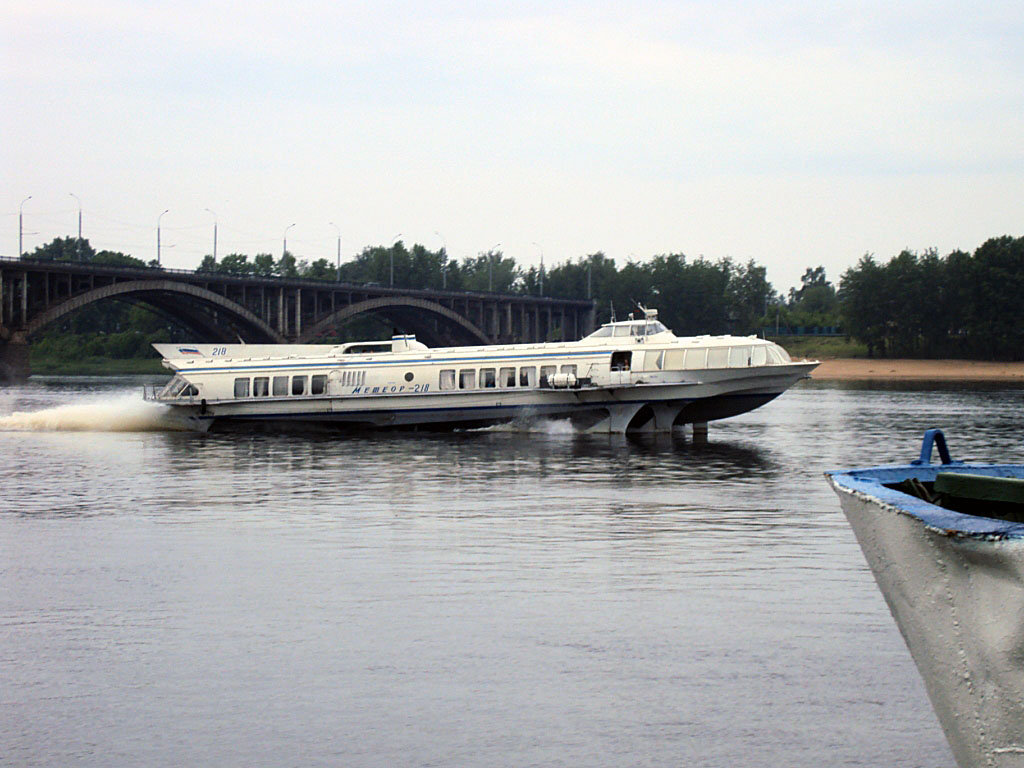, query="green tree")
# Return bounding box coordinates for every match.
[253,253,276,276]
[29,236,96,262]
[276,251,299,278]
[218,253,254,275]
[302,258,337,280]
[839,255,887,357]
